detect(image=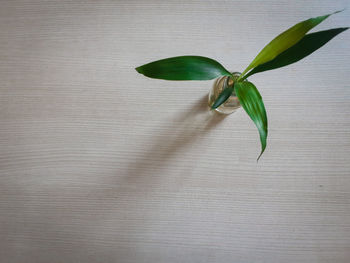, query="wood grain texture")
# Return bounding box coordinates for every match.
[1,1,350,262]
